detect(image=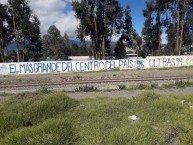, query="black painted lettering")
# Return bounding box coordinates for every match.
[67,62,72,72]
[110,60,115,69]
[119,60,123,68]
[62,62,68,72]
[163,58,167,67]
[9,64,16,73]
[129,59,134,68]
[99,61,105,70]
[56,62,61,72]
